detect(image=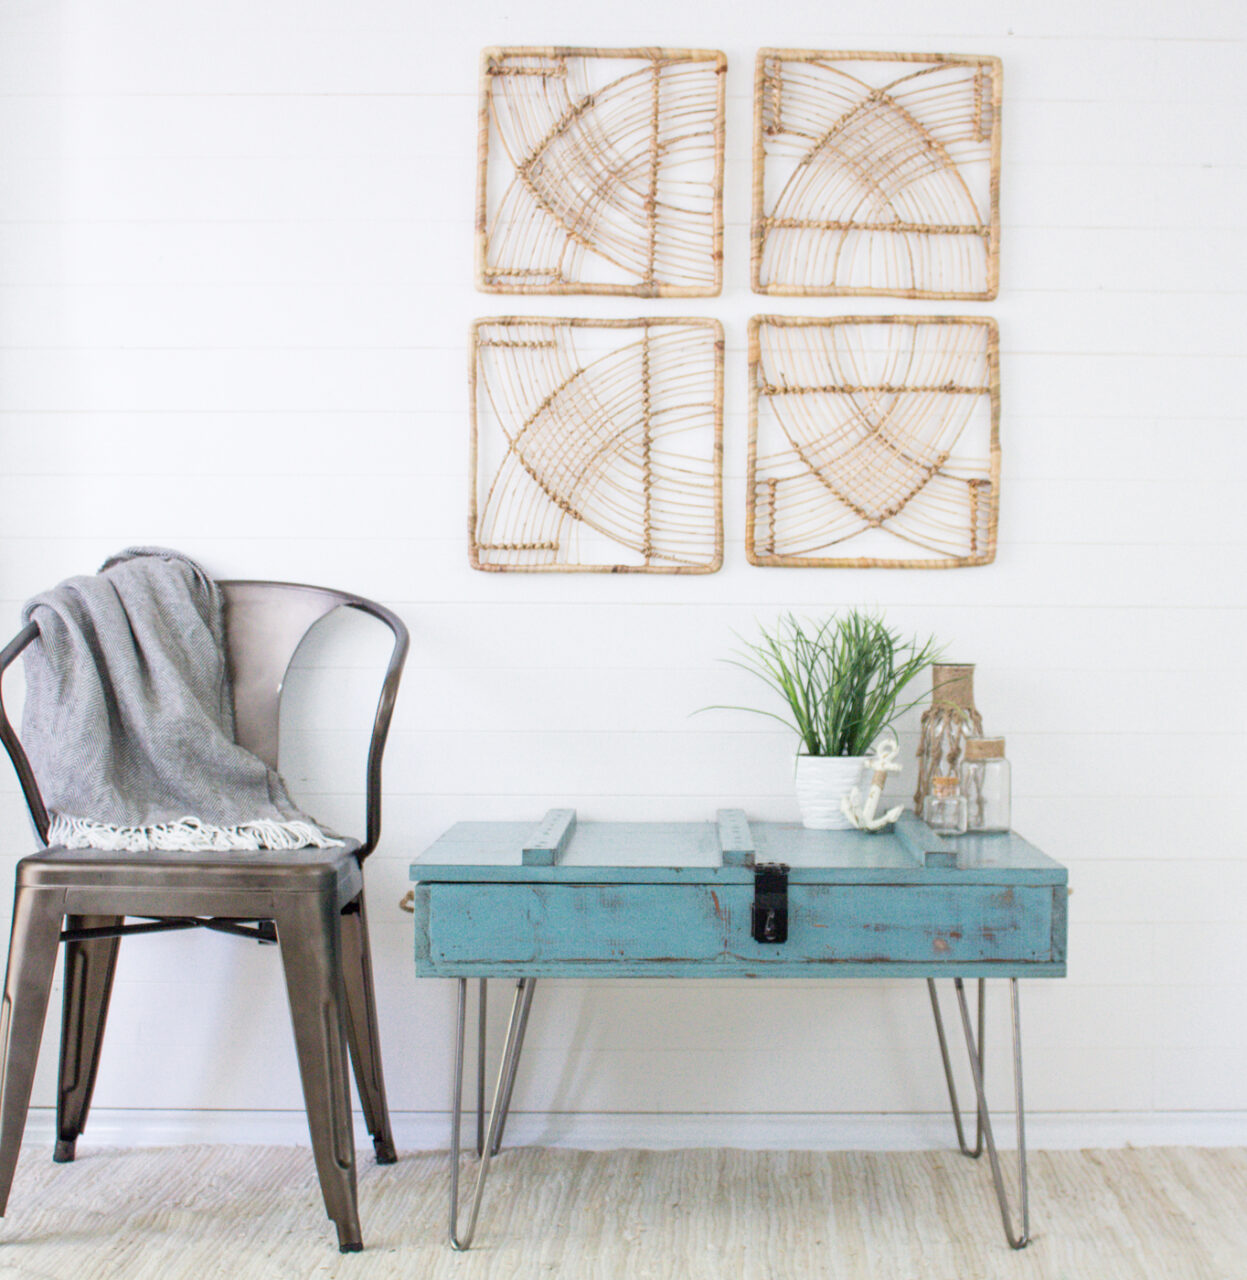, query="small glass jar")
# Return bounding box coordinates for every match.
[959,737,1011,832]
[922,775,967,835]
